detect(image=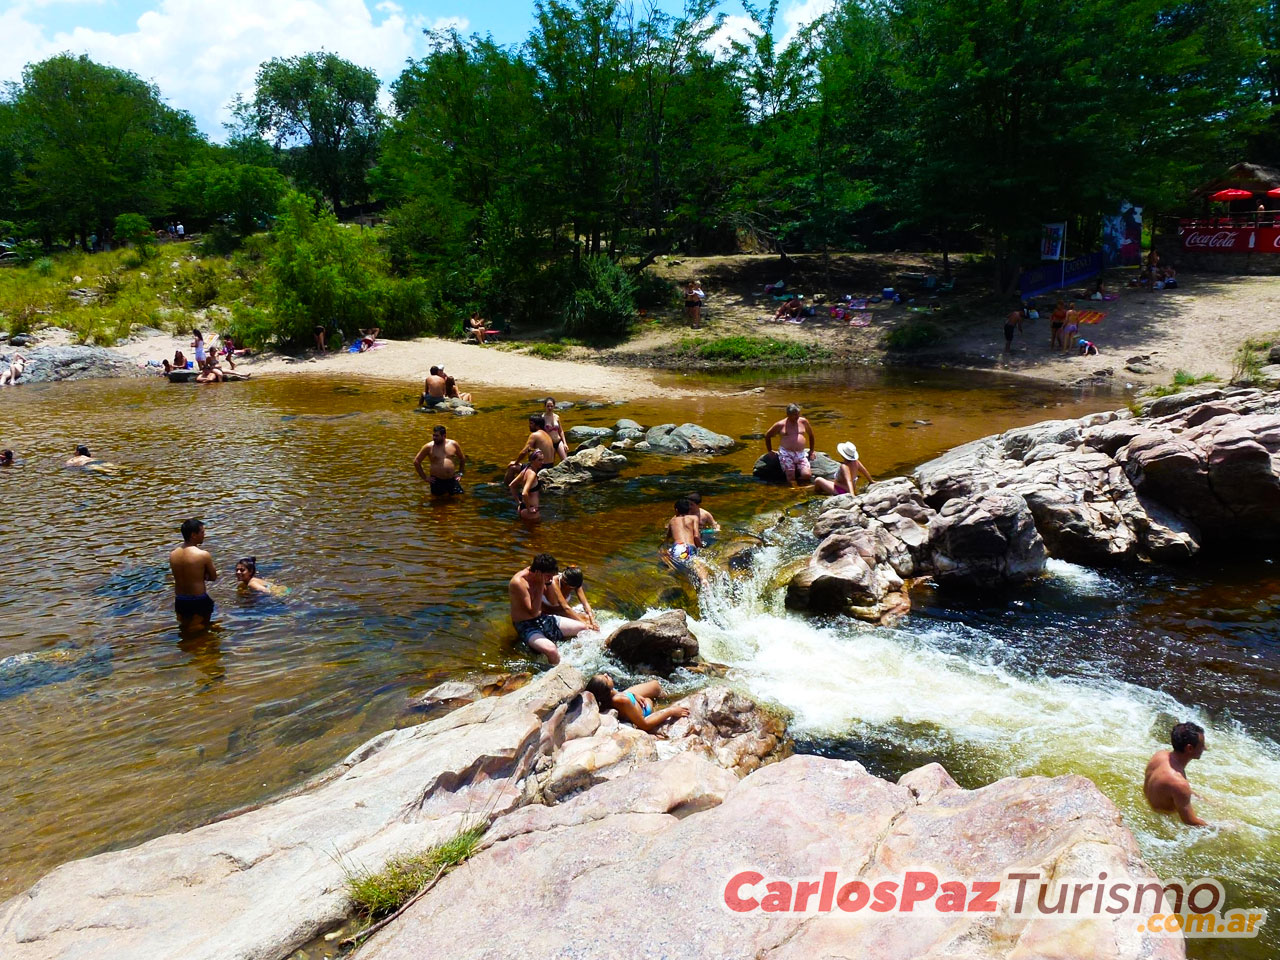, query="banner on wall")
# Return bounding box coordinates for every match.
[1102,202,1143,266]
[1040,222,1066,260]
[1178,224,1280,253]
[1018,252,1105,298]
